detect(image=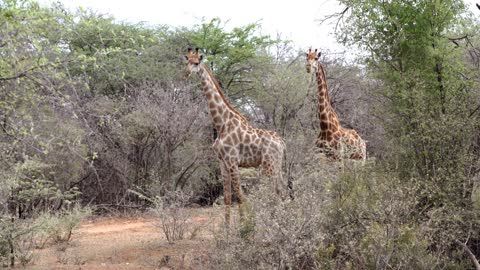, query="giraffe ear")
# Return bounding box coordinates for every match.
[317,52,321,58]
[187,47,192,52]
[184,55,188,60]
[199,55,204,62]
